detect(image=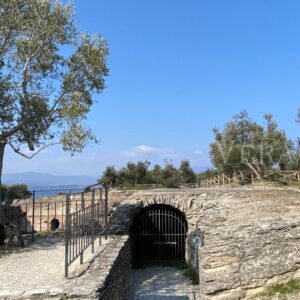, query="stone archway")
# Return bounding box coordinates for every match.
[130,204,188,268]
